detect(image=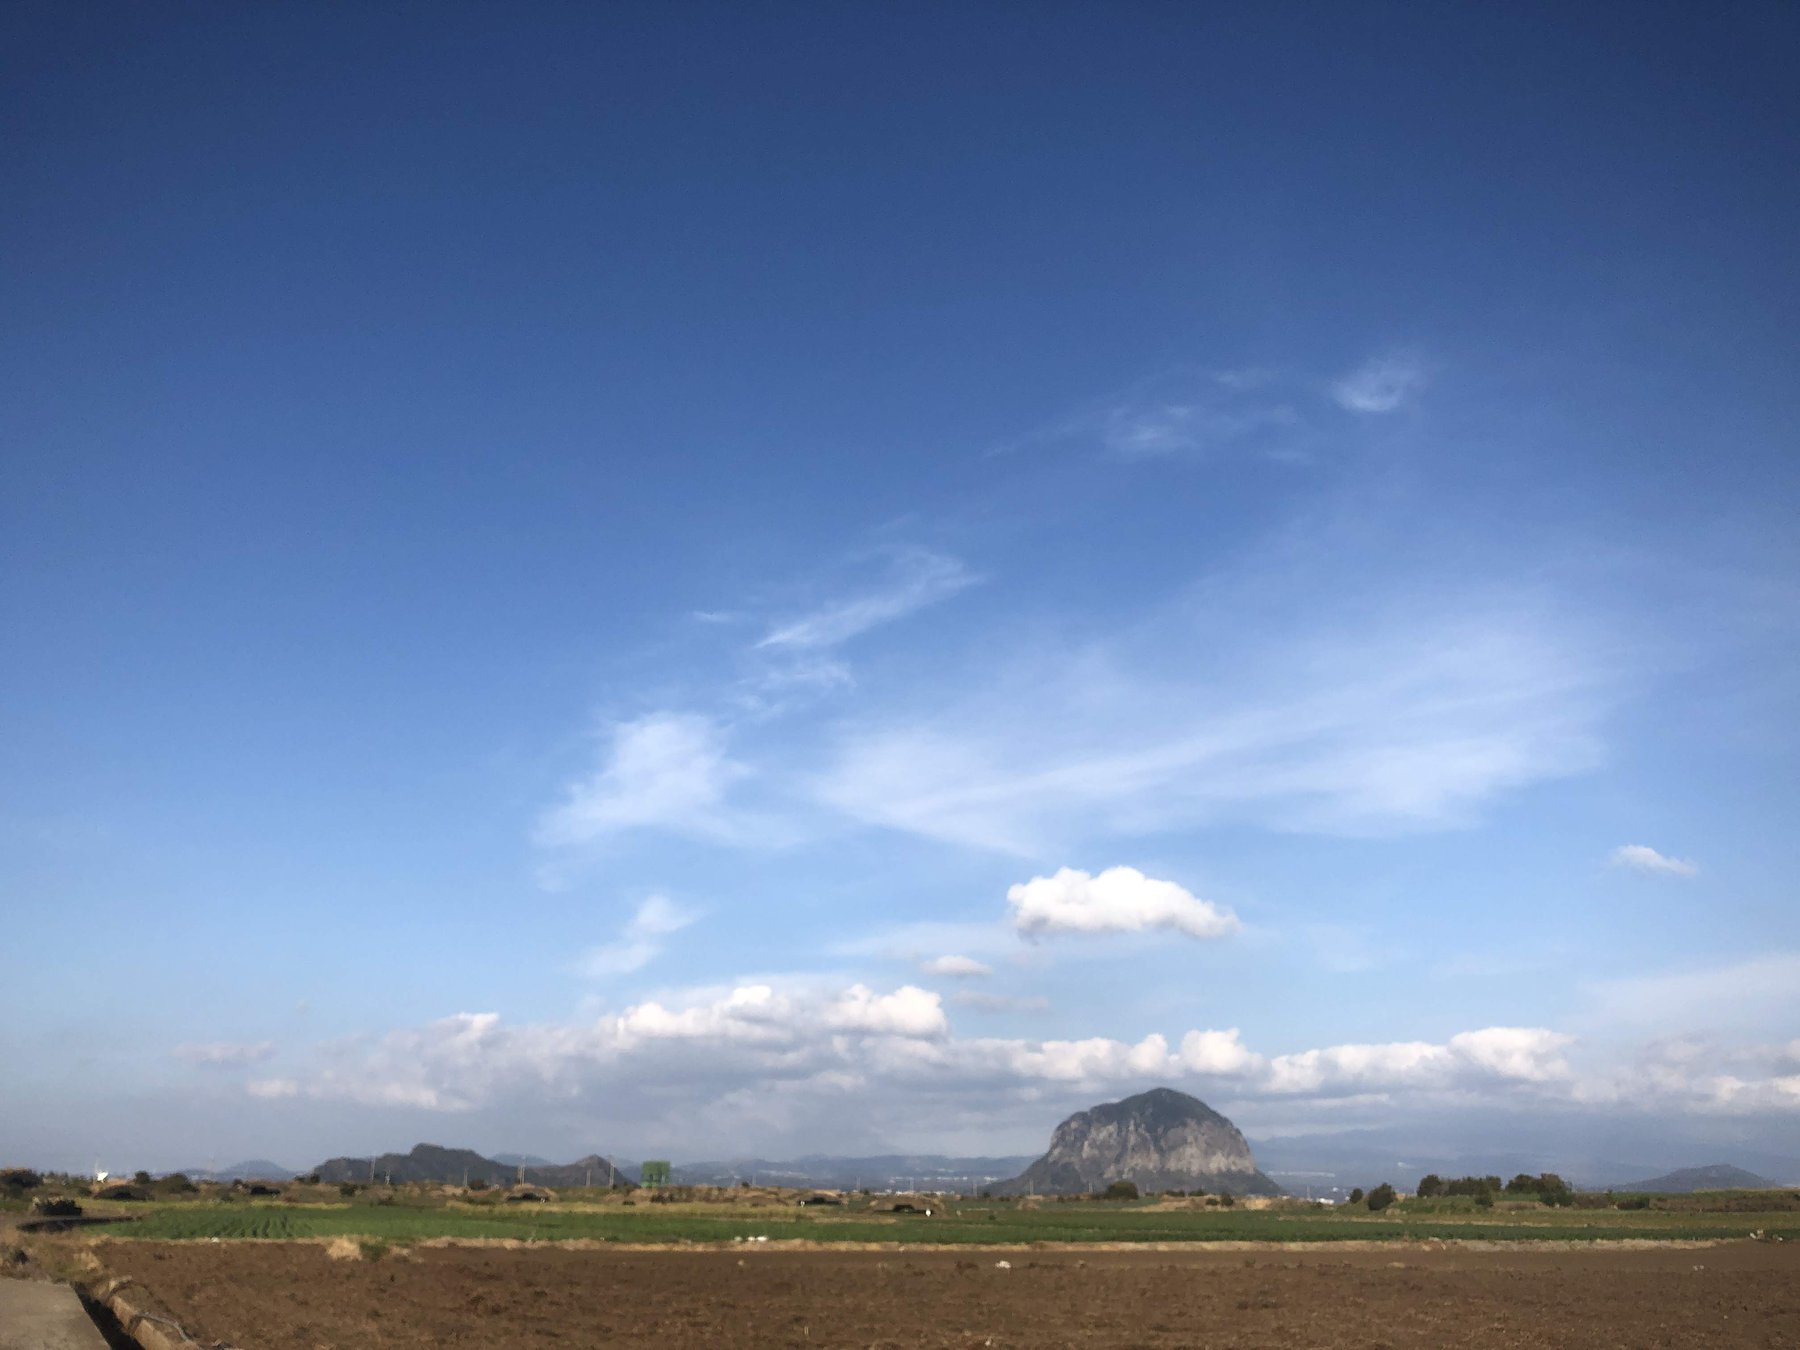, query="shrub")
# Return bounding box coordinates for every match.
[338,1183,359,1198]
[1348,1188,1364,1205]
[0,1169,41,1191]
[1102,1180,1140,1201]
[1217,1190,1234,1207]
[132,1170,152,1186]
[30,1197,82,1217]
[1416,1174,1443,1198]
[1474,1190,1494,1209]
[1366,1183,1397,1212]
